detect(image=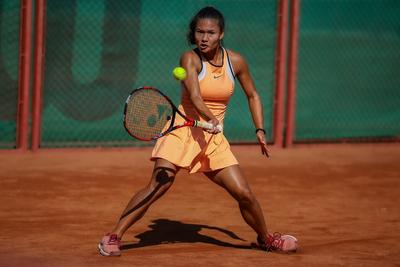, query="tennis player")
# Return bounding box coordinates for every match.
[99,6,298,256]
